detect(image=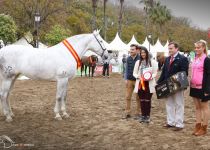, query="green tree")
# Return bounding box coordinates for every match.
[148,2,171,36]
[44,25,71,46]
[66,9,91,34]
[139,0,154,35]
[1,0,66,38]
[0,14,17,44]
